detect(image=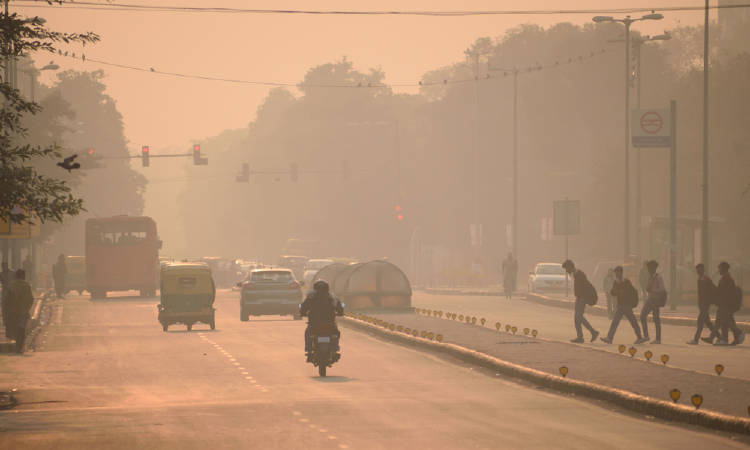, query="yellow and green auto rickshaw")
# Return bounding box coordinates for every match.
[158,262,216,332]
[65,256,87,295]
